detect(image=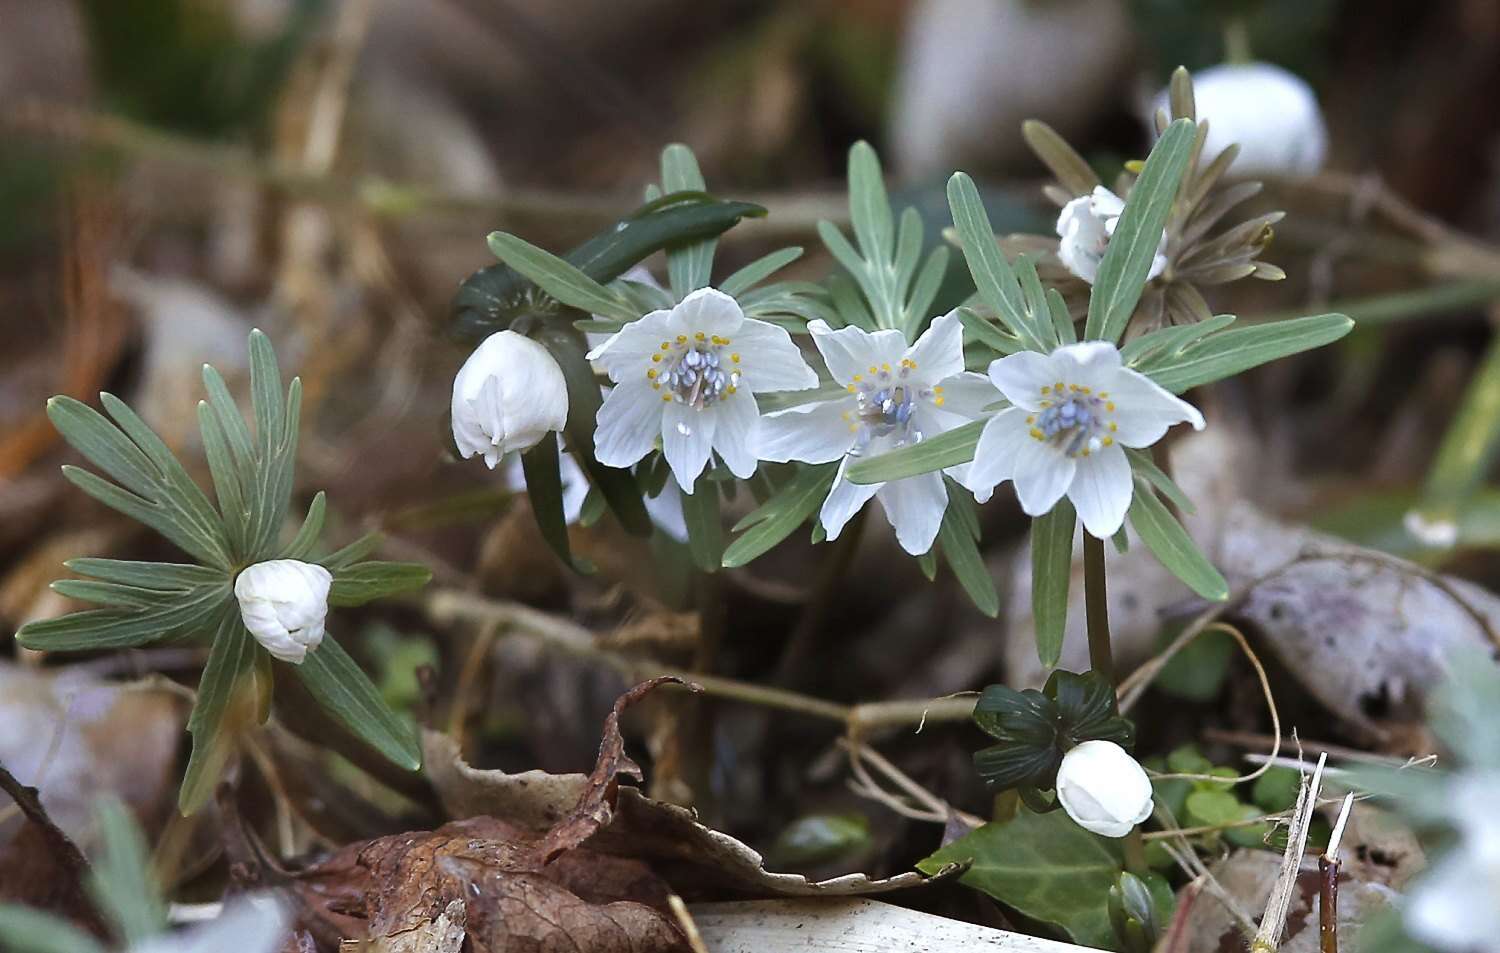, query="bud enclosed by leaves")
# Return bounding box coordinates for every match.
[233,558,332,664]
[451,330,569,467]
[1055,739,1154,838]
[1108,870,1161,953]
